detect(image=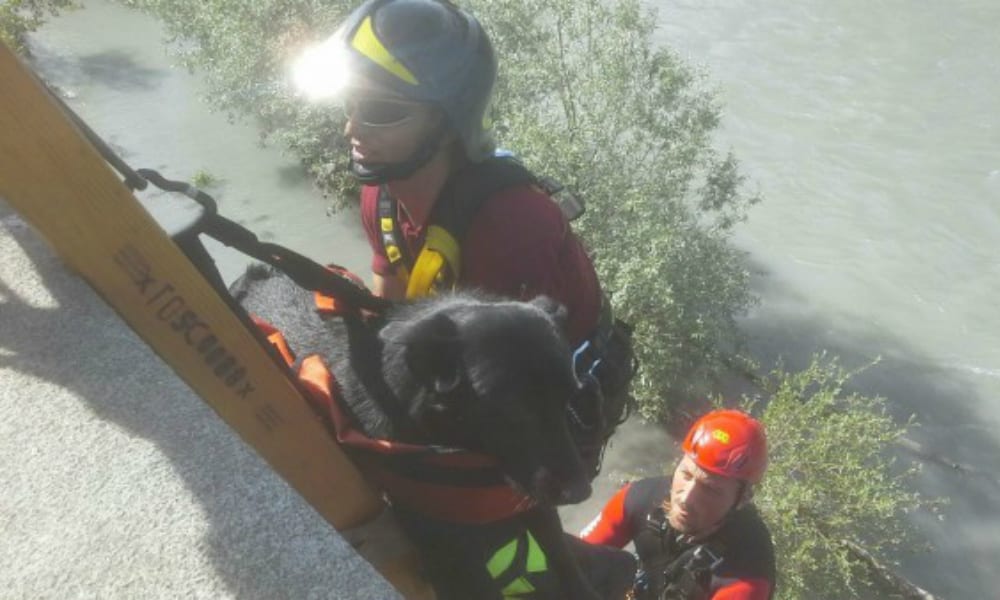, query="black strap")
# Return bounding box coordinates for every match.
[659,544,722,600]
[376,185,414,268]
[633,493,727,600]
[47,79,390,316]
[135,169,390,314]
[376,156,538,275]
[660,545,703,586]
[430,156,537,239]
